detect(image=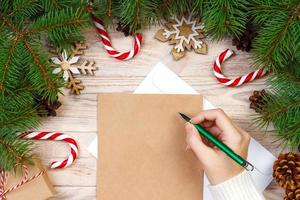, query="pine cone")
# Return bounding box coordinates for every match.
[35,95,62,117]
[232,23,257,52]
[116,22,131,36]
[285,187,300,200]
[273,152,300,190]
[249,89,268,113]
